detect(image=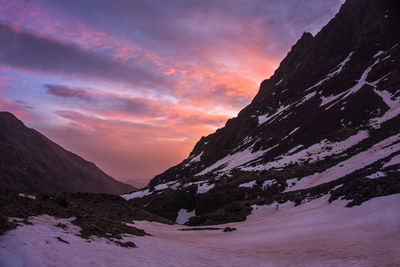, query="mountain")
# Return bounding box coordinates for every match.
[123,0,400,224]
[0,112,134,194]
[2,191,399,266]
